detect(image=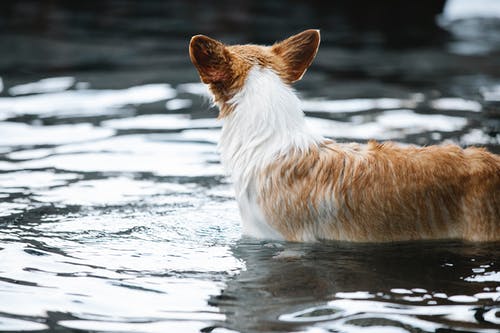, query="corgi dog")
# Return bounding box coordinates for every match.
[189,29,500,242]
